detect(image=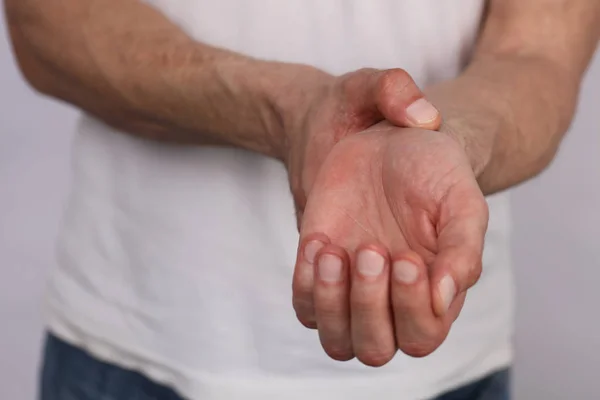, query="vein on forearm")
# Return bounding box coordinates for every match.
[5,0,329,160]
